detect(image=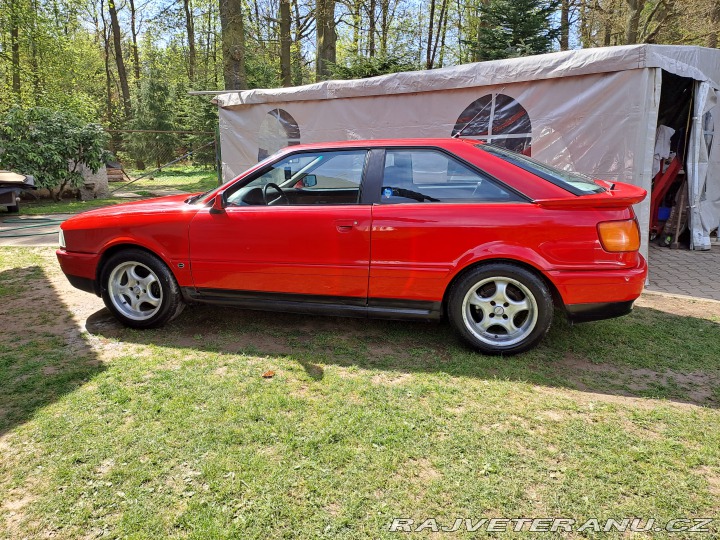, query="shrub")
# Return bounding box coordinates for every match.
[0,107,109,200]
